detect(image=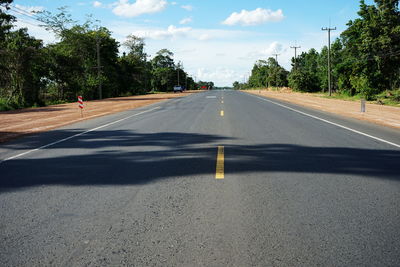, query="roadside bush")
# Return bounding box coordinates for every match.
[0,98,20,111]
[350,75,379,100]
[288,69,320,92]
